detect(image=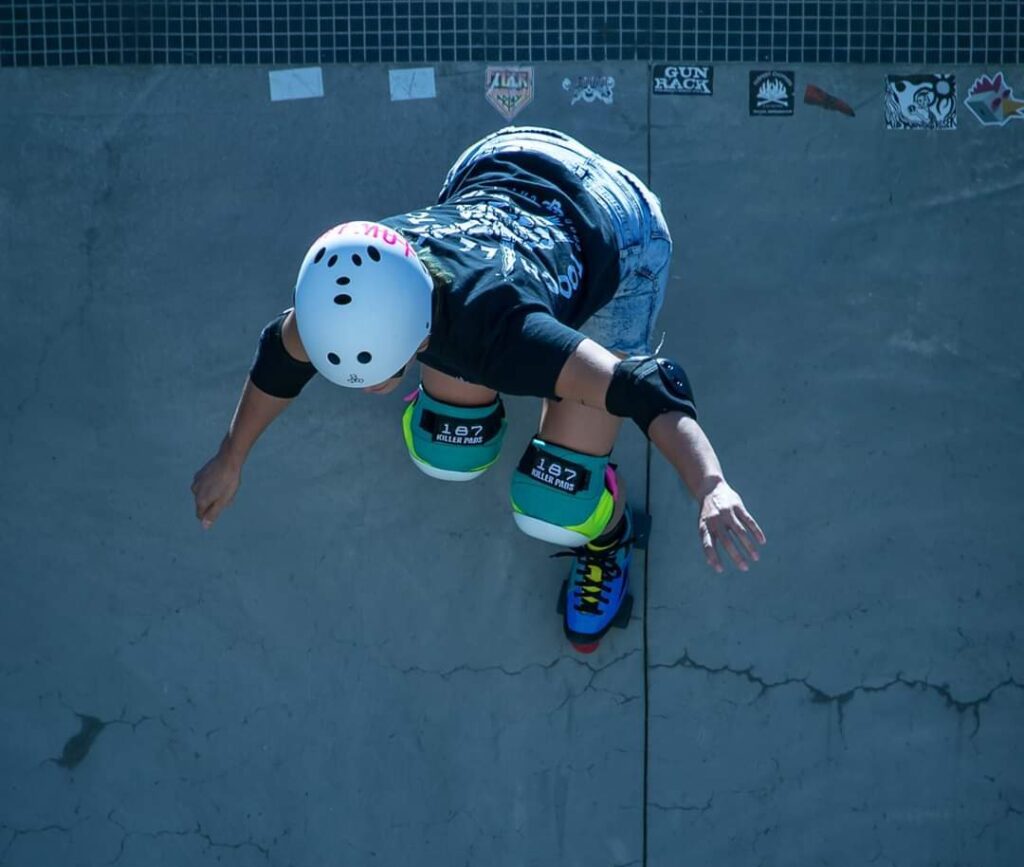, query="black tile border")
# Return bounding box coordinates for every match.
[1,2,1020,68]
